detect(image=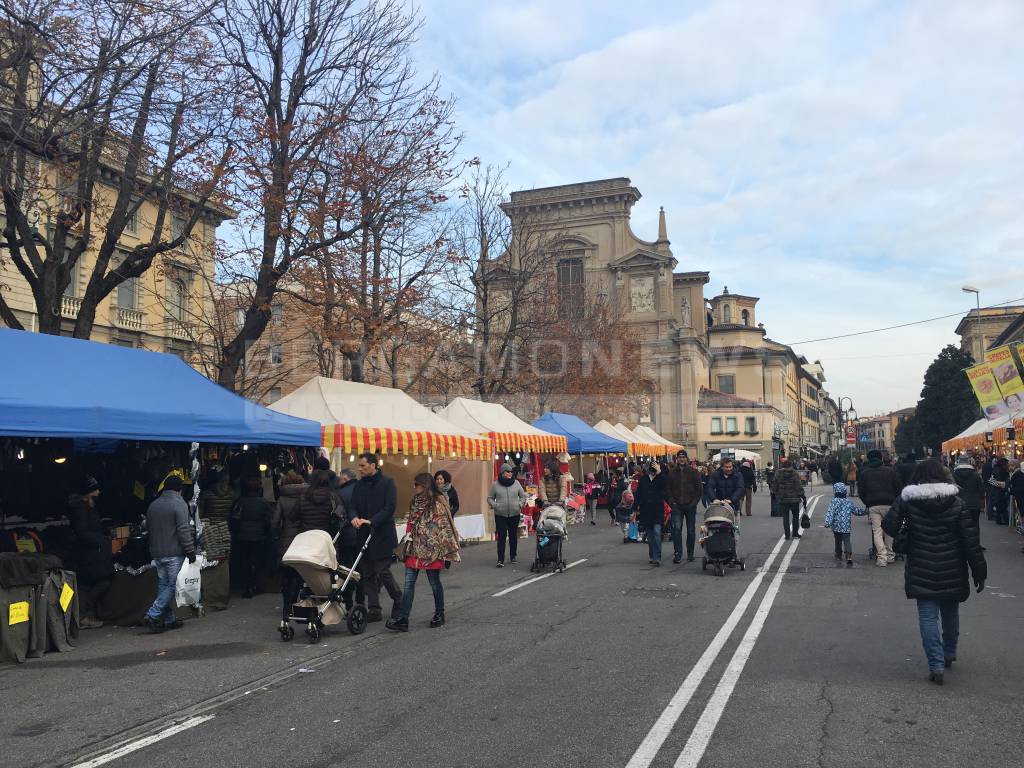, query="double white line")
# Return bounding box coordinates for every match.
[626,494,821,768]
